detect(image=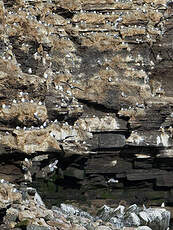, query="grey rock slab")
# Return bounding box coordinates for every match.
[85,156,132,174]
[124,212,141,227]
[139,211,150,225]
[156,174,173,187]
[98,133,126,148]
[95,226,112,230]
[127,169,168,181]
[125,204,140,215]
[64,167,84,180]
[97,204,170,230]
[85,222,95,230]
[109,217,124,229]
[137,226,152,230]
[146,208,170,230]
[97,205,125,222]
[26,225,50,230]
[60,203,93,220]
